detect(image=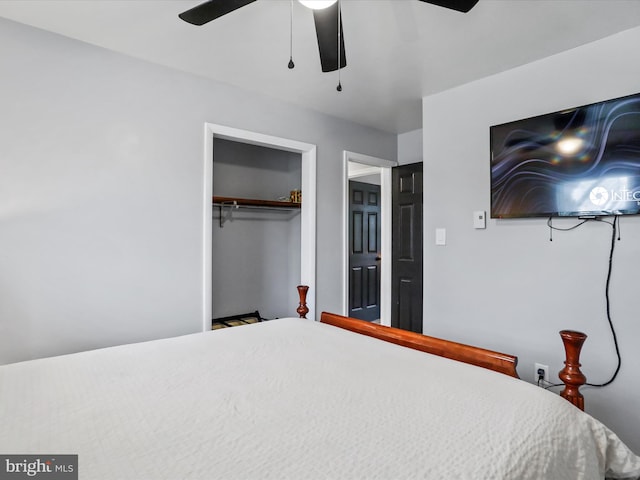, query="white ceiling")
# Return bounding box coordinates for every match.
[2,0,640,134]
